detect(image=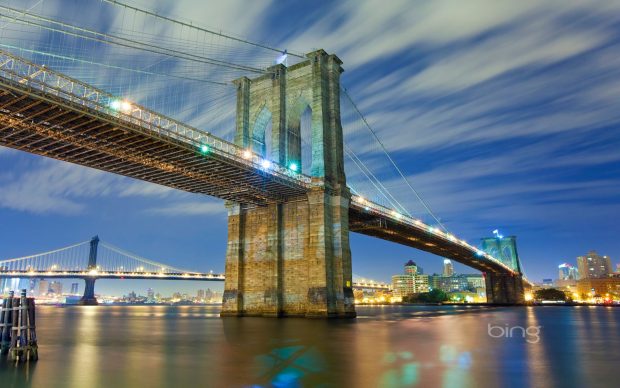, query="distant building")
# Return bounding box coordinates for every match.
[39,280,49,296]
[197,289,205,300]
[617,263,620,273]
[49,281,63,295]
[464,274,485,289]
[414,274,430,293]
[70,283,79,295]
[404,260,418,276]
[443,259,454,277]
[28,279,39,296]
[577,275,620,298]
[542,279,554,287]
[392,275,415,297]
[577,251,612,279]
[392,260,429,296]
[147,288,155,303]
